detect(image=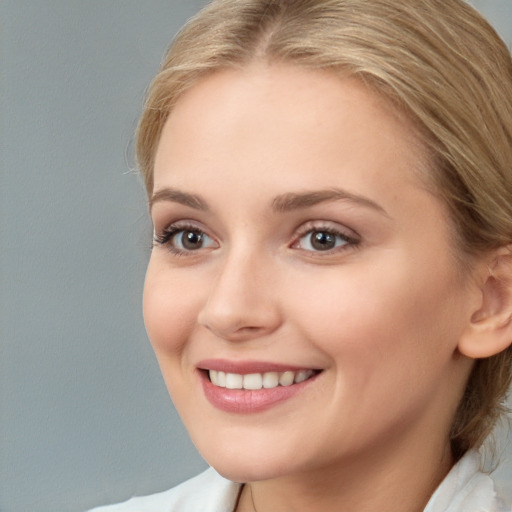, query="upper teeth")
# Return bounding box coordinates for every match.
[209,369,315,390]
